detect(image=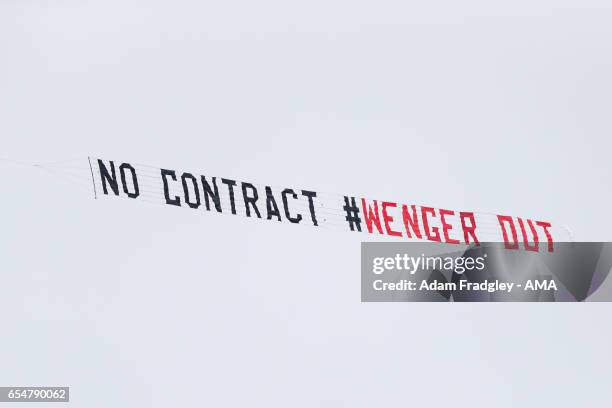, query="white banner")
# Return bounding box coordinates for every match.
[87,156,571,252]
